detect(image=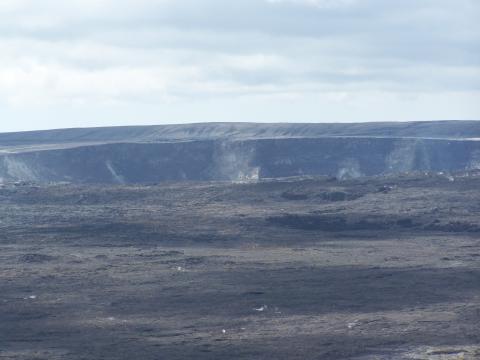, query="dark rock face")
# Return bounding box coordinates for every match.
[0,122,479,183]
